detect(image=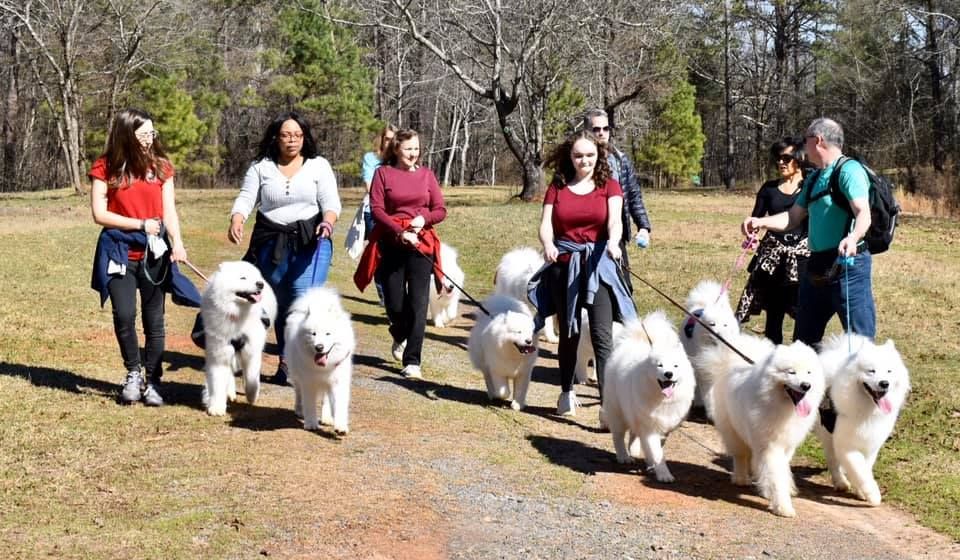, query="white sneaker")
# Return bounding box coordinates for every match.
[556,390,579,416]
[391,340,407,361]
[401,364,422,379]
